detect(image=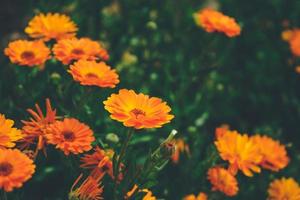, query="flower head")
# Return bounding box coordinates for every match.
[268,177,300,200]
[46,118,95,155]
[282,29,300,56]
[0,114,22,148]
[183,192,208,200]
[207,167,238,196]
[171,138,190,164]
[68,60,119,88]
[53,38,109,64]
[25,13,77,41]
[4,40,51,67]
[69,169,104,200]
[21,99,57,155]
[251,135,289,171]
[215,129,262,176]
[103,89,174,129]
[0,148,35,192]
[194,8,241,37]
